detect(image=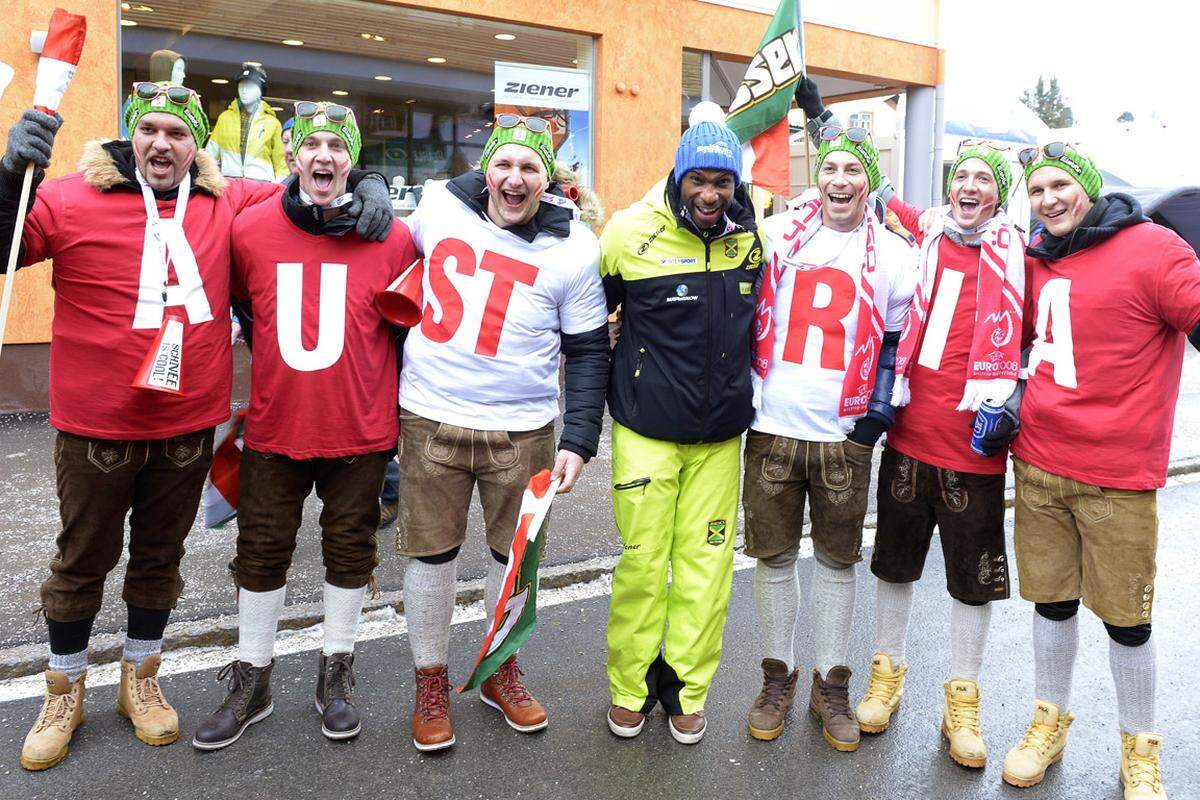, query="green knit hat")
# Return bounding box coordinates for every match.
[292,102,362,163]
[947,146,1013,208]
[814,129,882,192]
[124,82,210,147]
[480,122,556,177]
[1022,142,1103,200]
